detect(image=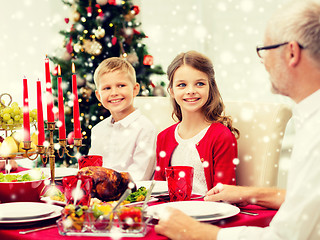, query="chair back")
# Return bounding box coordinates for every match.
[134,97,292,187]
[224,101,292,187]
